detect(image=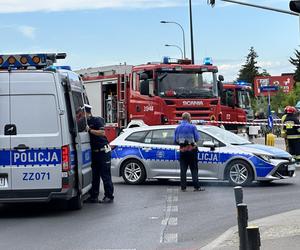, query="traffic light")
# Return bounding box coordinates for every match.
[290,0,300,13]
